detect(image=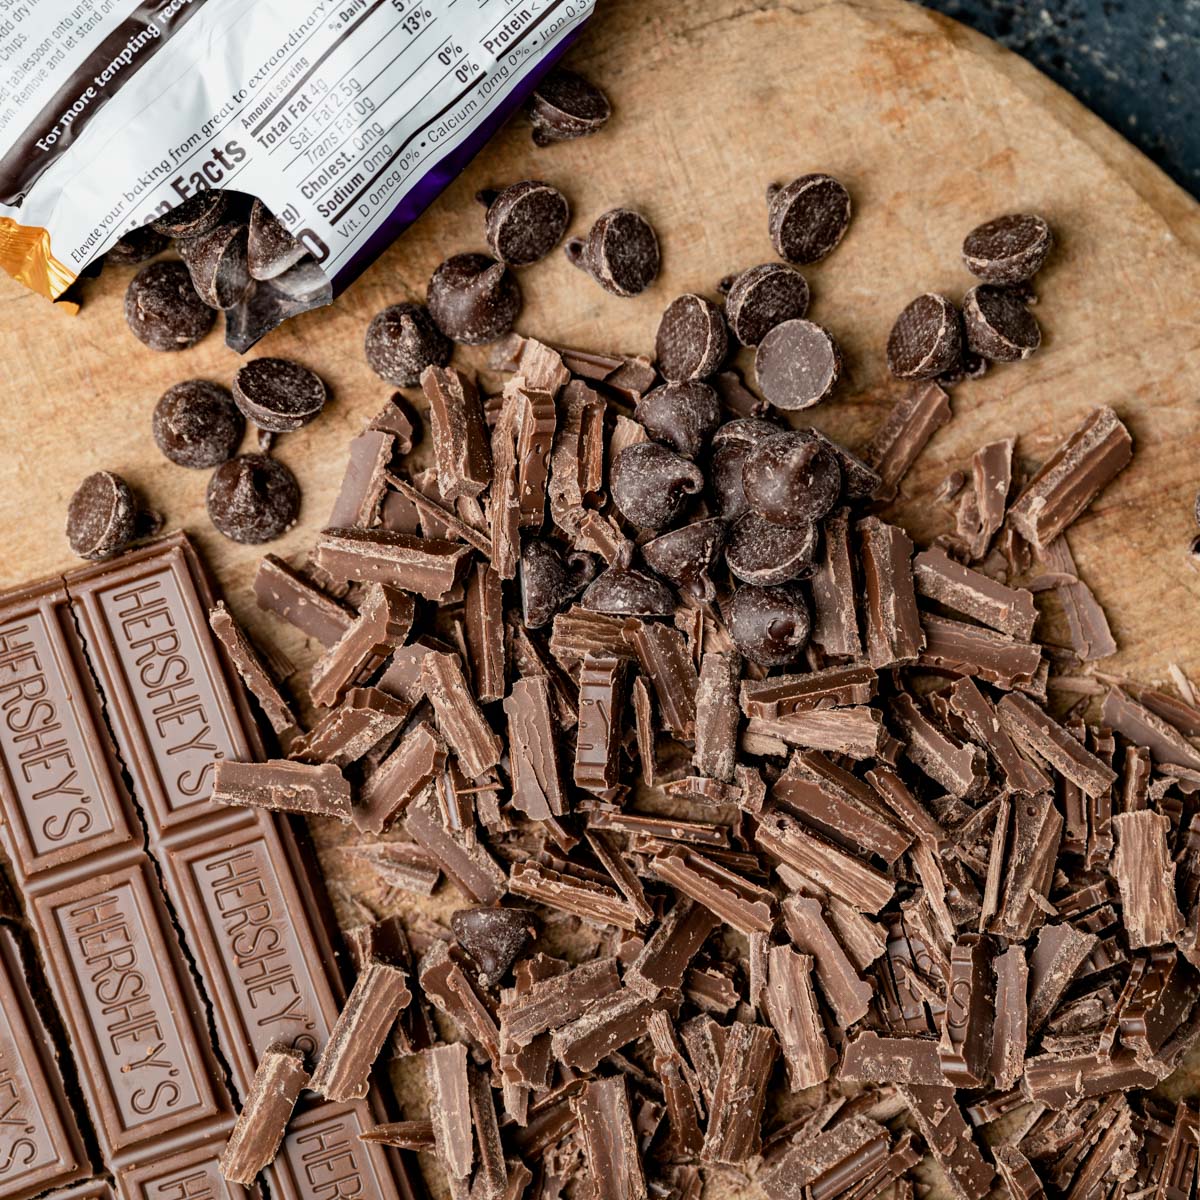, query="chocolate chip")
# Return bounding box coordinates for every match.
[451,907,535,988]
[724,262,810,346]
[248,199,308,280]
[963,213,1053,284]
[153,380,245,469]
[481,181,570,266]
[641,518,726,602]
[206,453,300,544]
[886,293,963,380]
[727,583,812,666]
[124,261,216,351]
[710,418,781,518]
[610,442,704,530]
[742,430,842,526]
[754,318,841,411]
[520,539,596,627]
[963,284,1041,362]
[565,209,660,297]
[180,221,251,310]
[427,252,521,344]
[767,173,852,264]
[581,566,675,616]
[151,190,228,238]
[364,303,453,387]
[66,471,139,560]
[232,358,327,433]
[106,224,169,266]
[525,69,611,144]
[655,294,728,382]
[635,382,721,459]
[725,511,819,585]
